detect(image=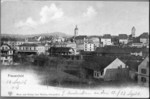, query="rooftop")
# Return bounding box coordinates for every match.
[102,34,111,39]
[83,56,116,70]
[125,60,141,71]
[132,37,141,43]
[49,47,74,53]
[95,46,149,54]
[75,35,87,39]
[19,43,38,47]
[118,34,128,39]
[139,32,149,39]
